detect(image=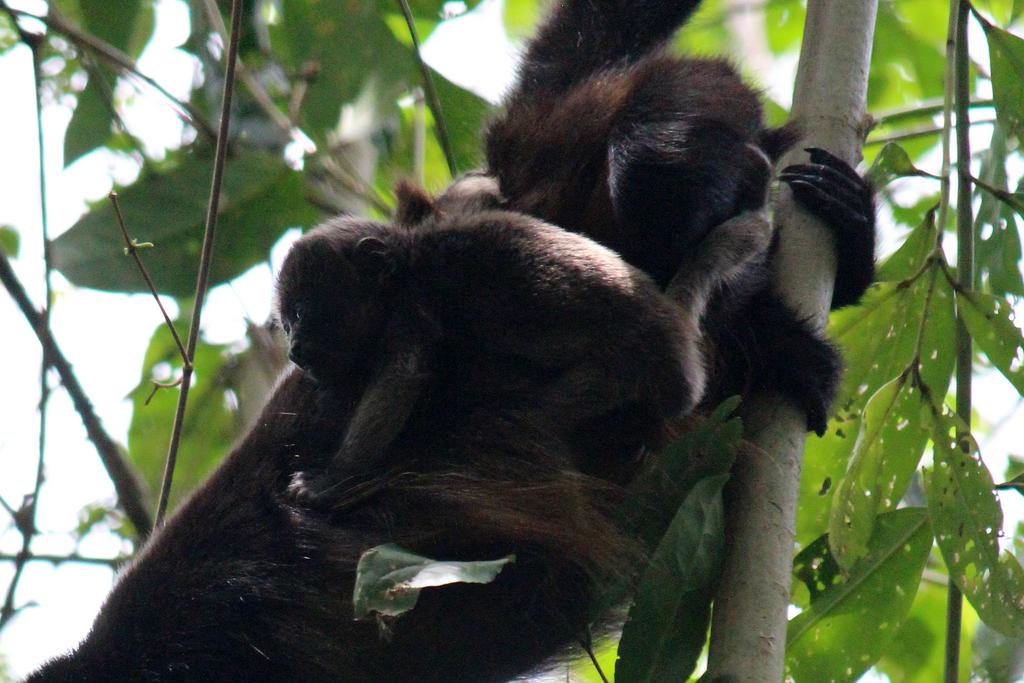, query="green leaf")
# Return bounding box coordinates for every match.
[980,18,1024,137]
[126,322,237,508]
[352,544,513,619]
[796,416,861,551]
[869,6,946,110]
[876,204,938,282]
[875,581,975,683]
[866,142,939,188]
[503,0,541,40]
[974,126,1024,297]
[52,149,319,296]
[623,397,741,552]
[434,71,490,173]
[828,373,930,570]
[926,413,1024,638]
[270,0,415,136]
[79,0,152,56]
[786,508,931,682]
[958,290,1024,396]
[764,0,804,55]
[64,77,113,167]
[615,474,728,683]
[0,226,19,257]
[829,265,955,418]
